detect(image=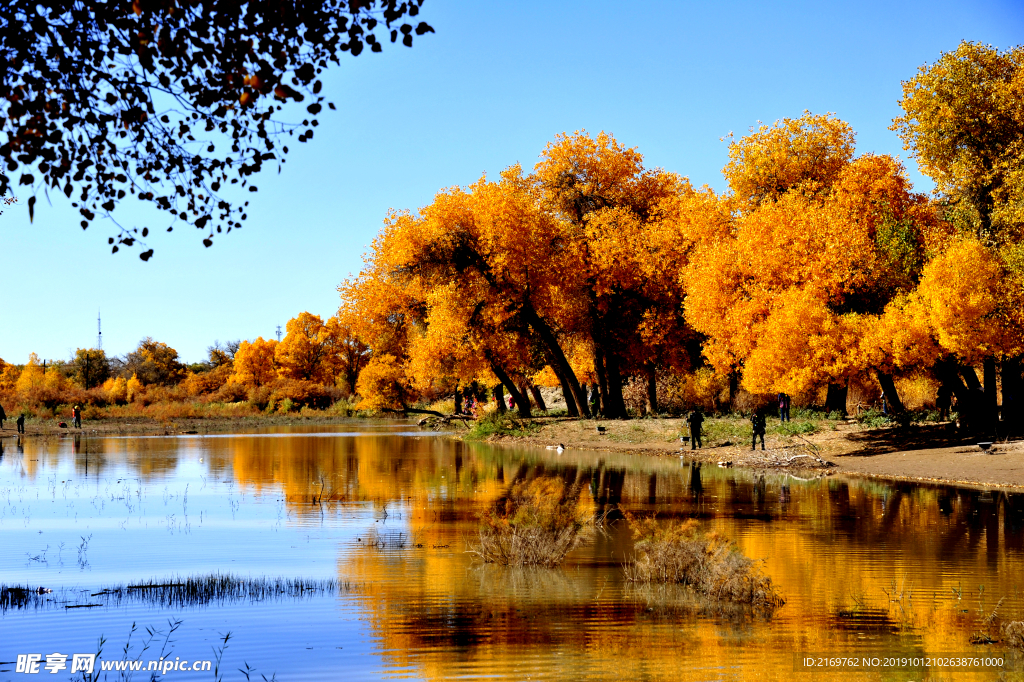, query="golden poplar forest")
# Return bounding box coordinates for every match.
[336,42,1024,431]
[2,42,1024,432]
